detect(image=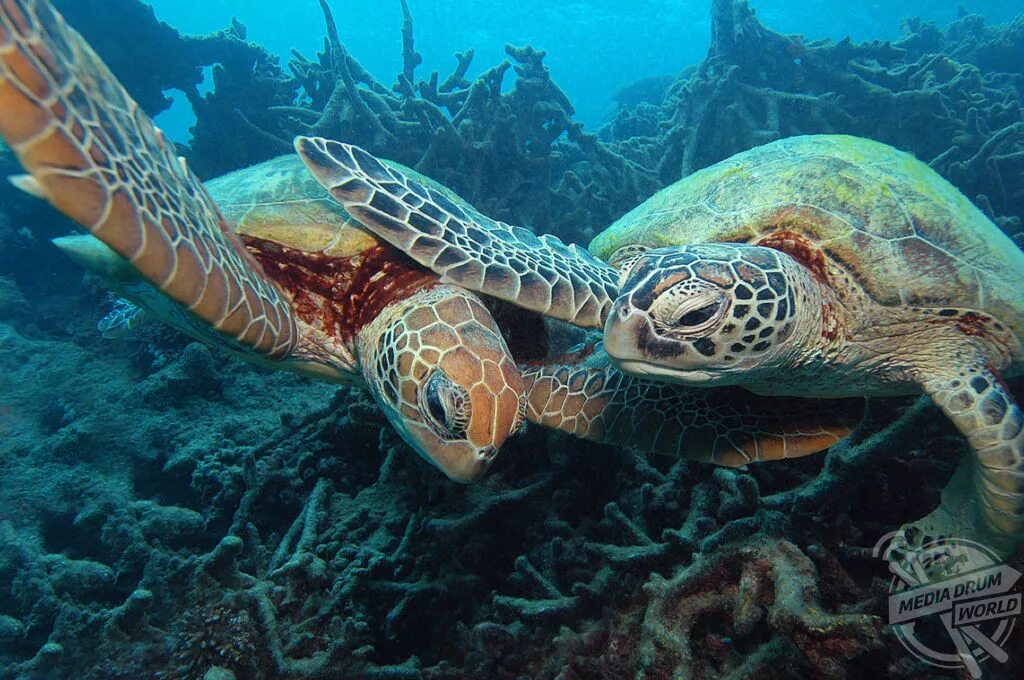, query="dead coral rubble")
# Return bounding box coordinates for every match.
[1,334,1021,679]
[61,0,653,245]
[638,537,881,680]
[48,0,1024,244]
